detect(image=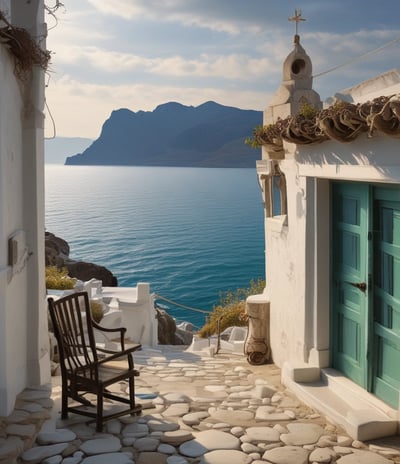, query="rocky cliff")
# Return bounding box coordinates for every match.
[65,101,262,168]
[45,232,118,286]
